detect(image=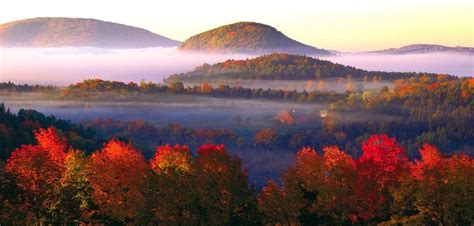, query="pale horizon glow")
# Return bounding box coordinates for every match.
[0,0,473,52]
